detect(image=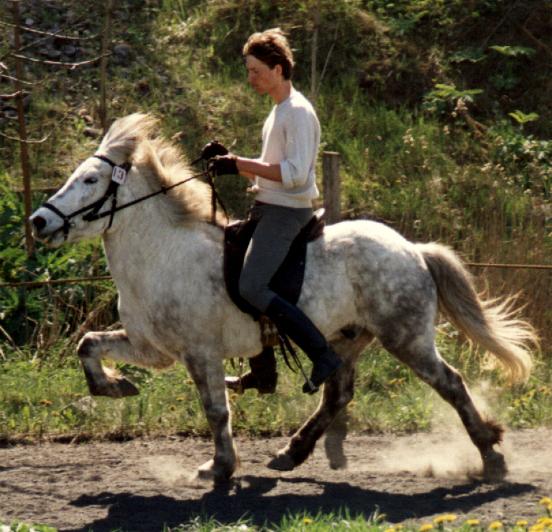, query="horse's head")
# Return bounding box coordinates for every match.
[30,113,157,246]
